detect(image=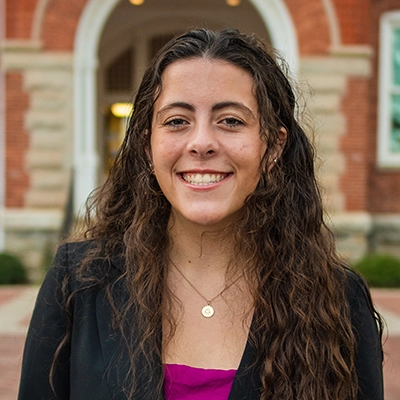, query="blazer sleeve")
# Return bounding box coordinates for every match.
[347,271,384,400]
[18,244,71,400]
